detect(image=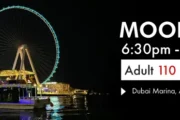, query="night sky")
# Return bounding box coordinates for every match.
[0,1,125,94]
